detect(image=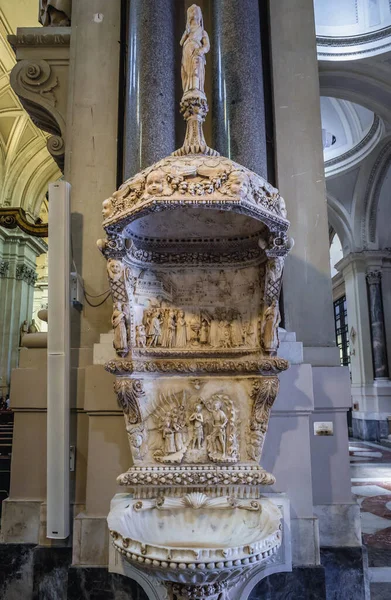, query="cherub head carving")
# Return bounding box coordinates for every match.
[146,170,166,196]
[107,259,123,282]
[102,198,113,219]
[227,170,249,198]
